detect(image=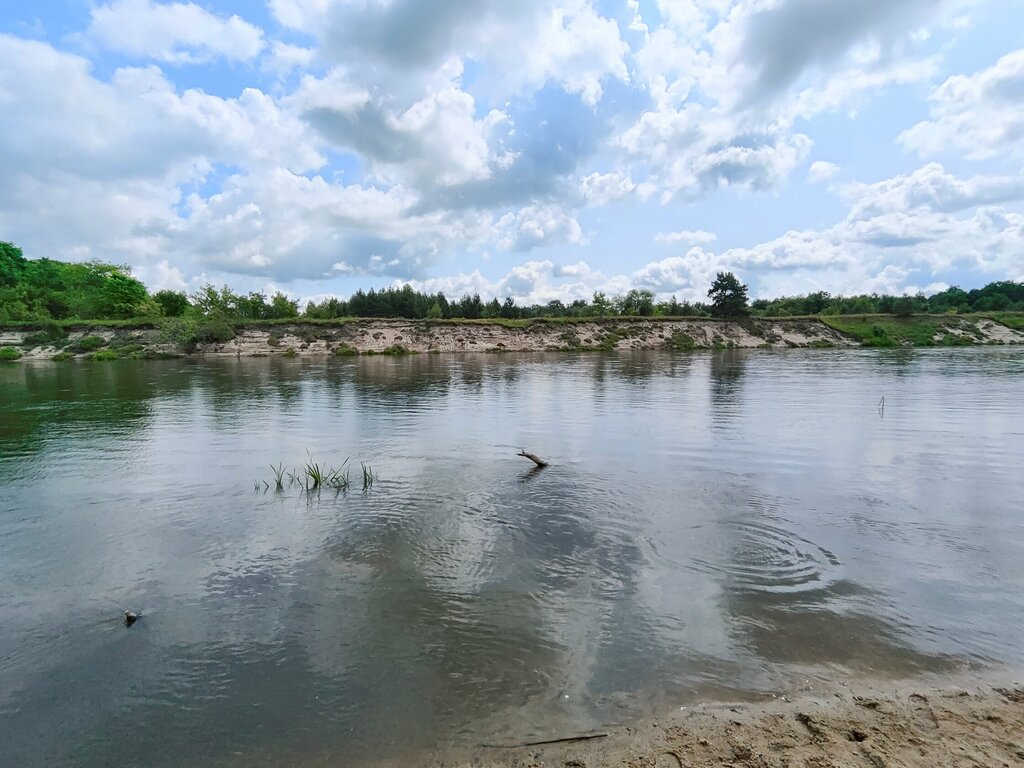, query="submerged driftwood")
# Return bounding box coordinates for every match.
[517,450,549,468]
